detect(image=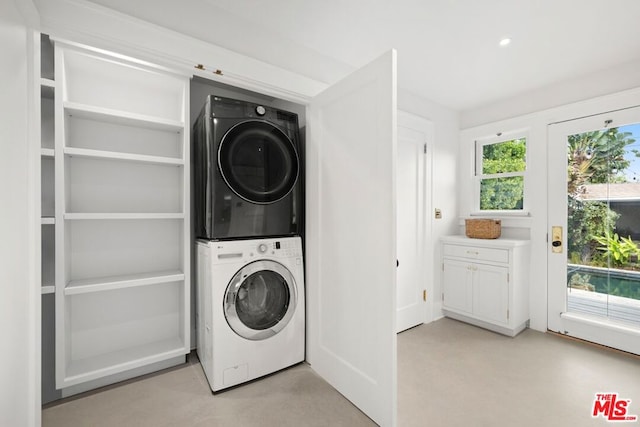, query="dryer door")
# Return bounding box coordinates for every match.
[218,120,299,204]
[224,260,297,340]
